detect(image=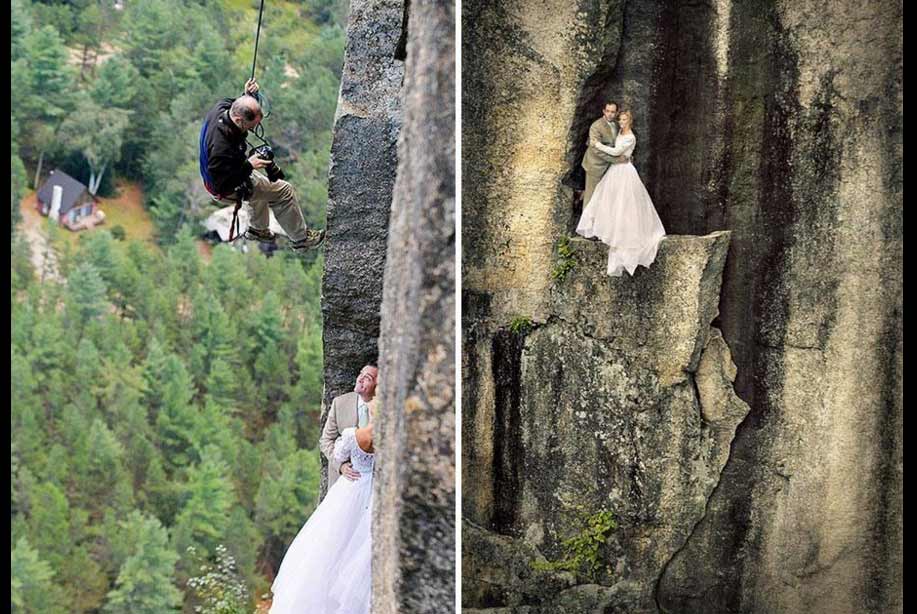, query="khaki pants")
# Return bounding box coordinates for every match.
[214,171,309,241]
[583,170,604,207]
